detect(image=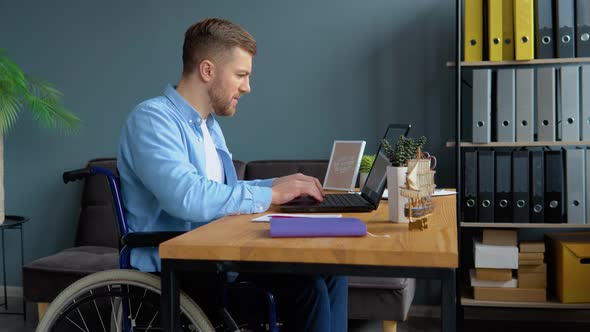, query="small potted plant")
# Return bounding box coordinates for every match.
[358,154,375,189]
[381,135,427,222]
